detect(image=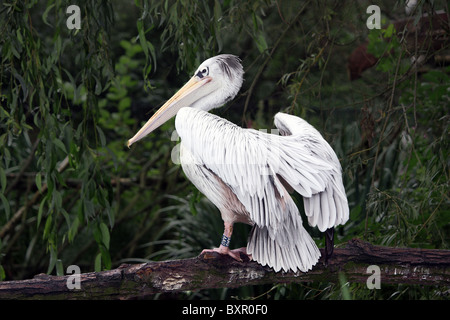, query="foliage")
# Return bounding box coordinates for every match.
[0,0,448,300]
